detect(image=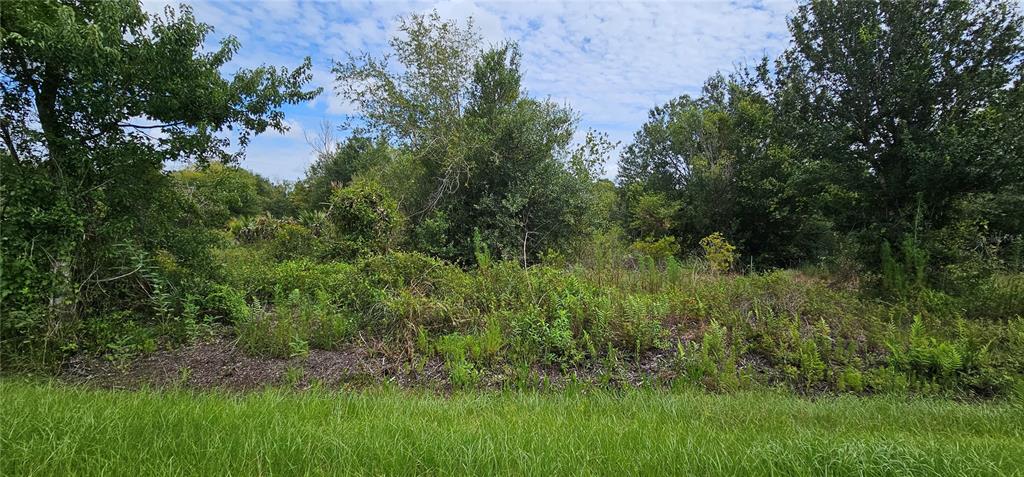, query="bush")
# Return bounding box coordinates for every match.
[358,251,468,294]
[202,285,250,323]
[700,233,737,273]
[323,179,404,259]
[230,214,280,244]
[236,290,357,358]
[220,254,377,311]
[630,237,680,266]
[267,223,318,261]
